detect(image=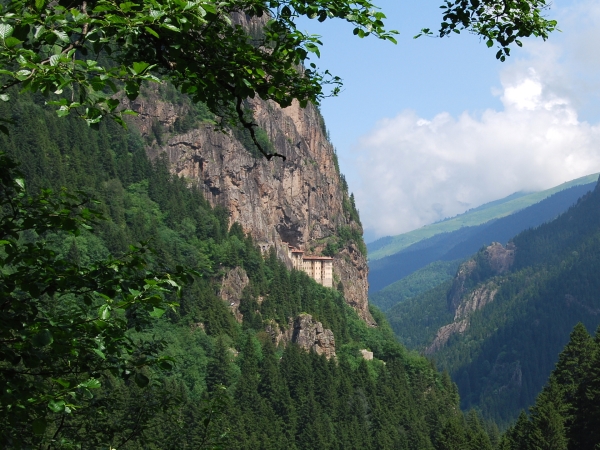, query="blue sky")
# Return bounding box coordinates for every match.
[298,0,600,243]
